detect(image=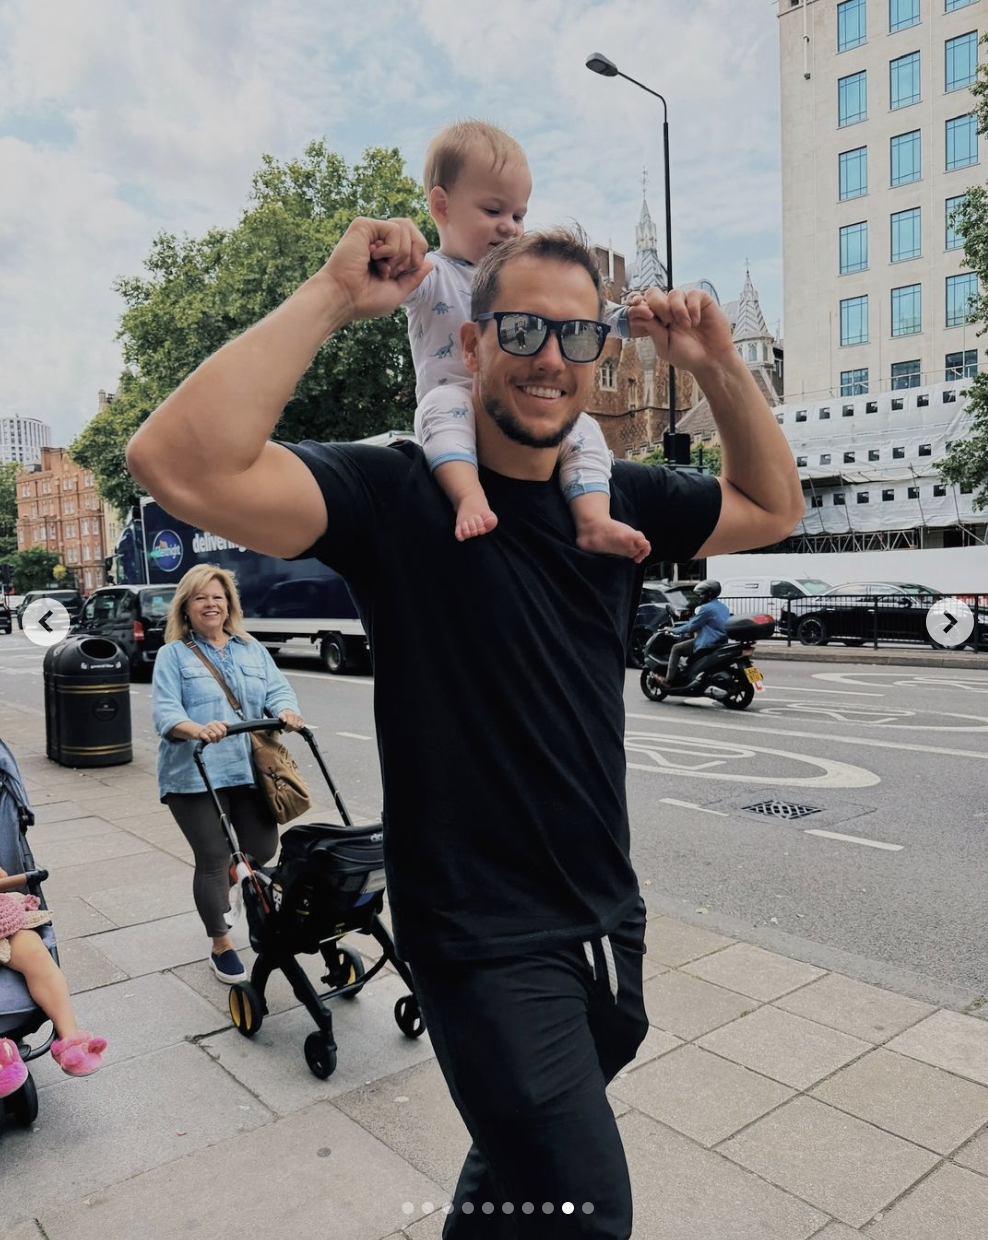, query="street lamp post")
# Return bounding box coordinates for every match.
[585,53,691,467]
